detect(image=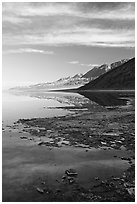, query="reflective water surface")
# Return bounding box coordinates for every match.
[3,90,134,124]
[2,90,135,202]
